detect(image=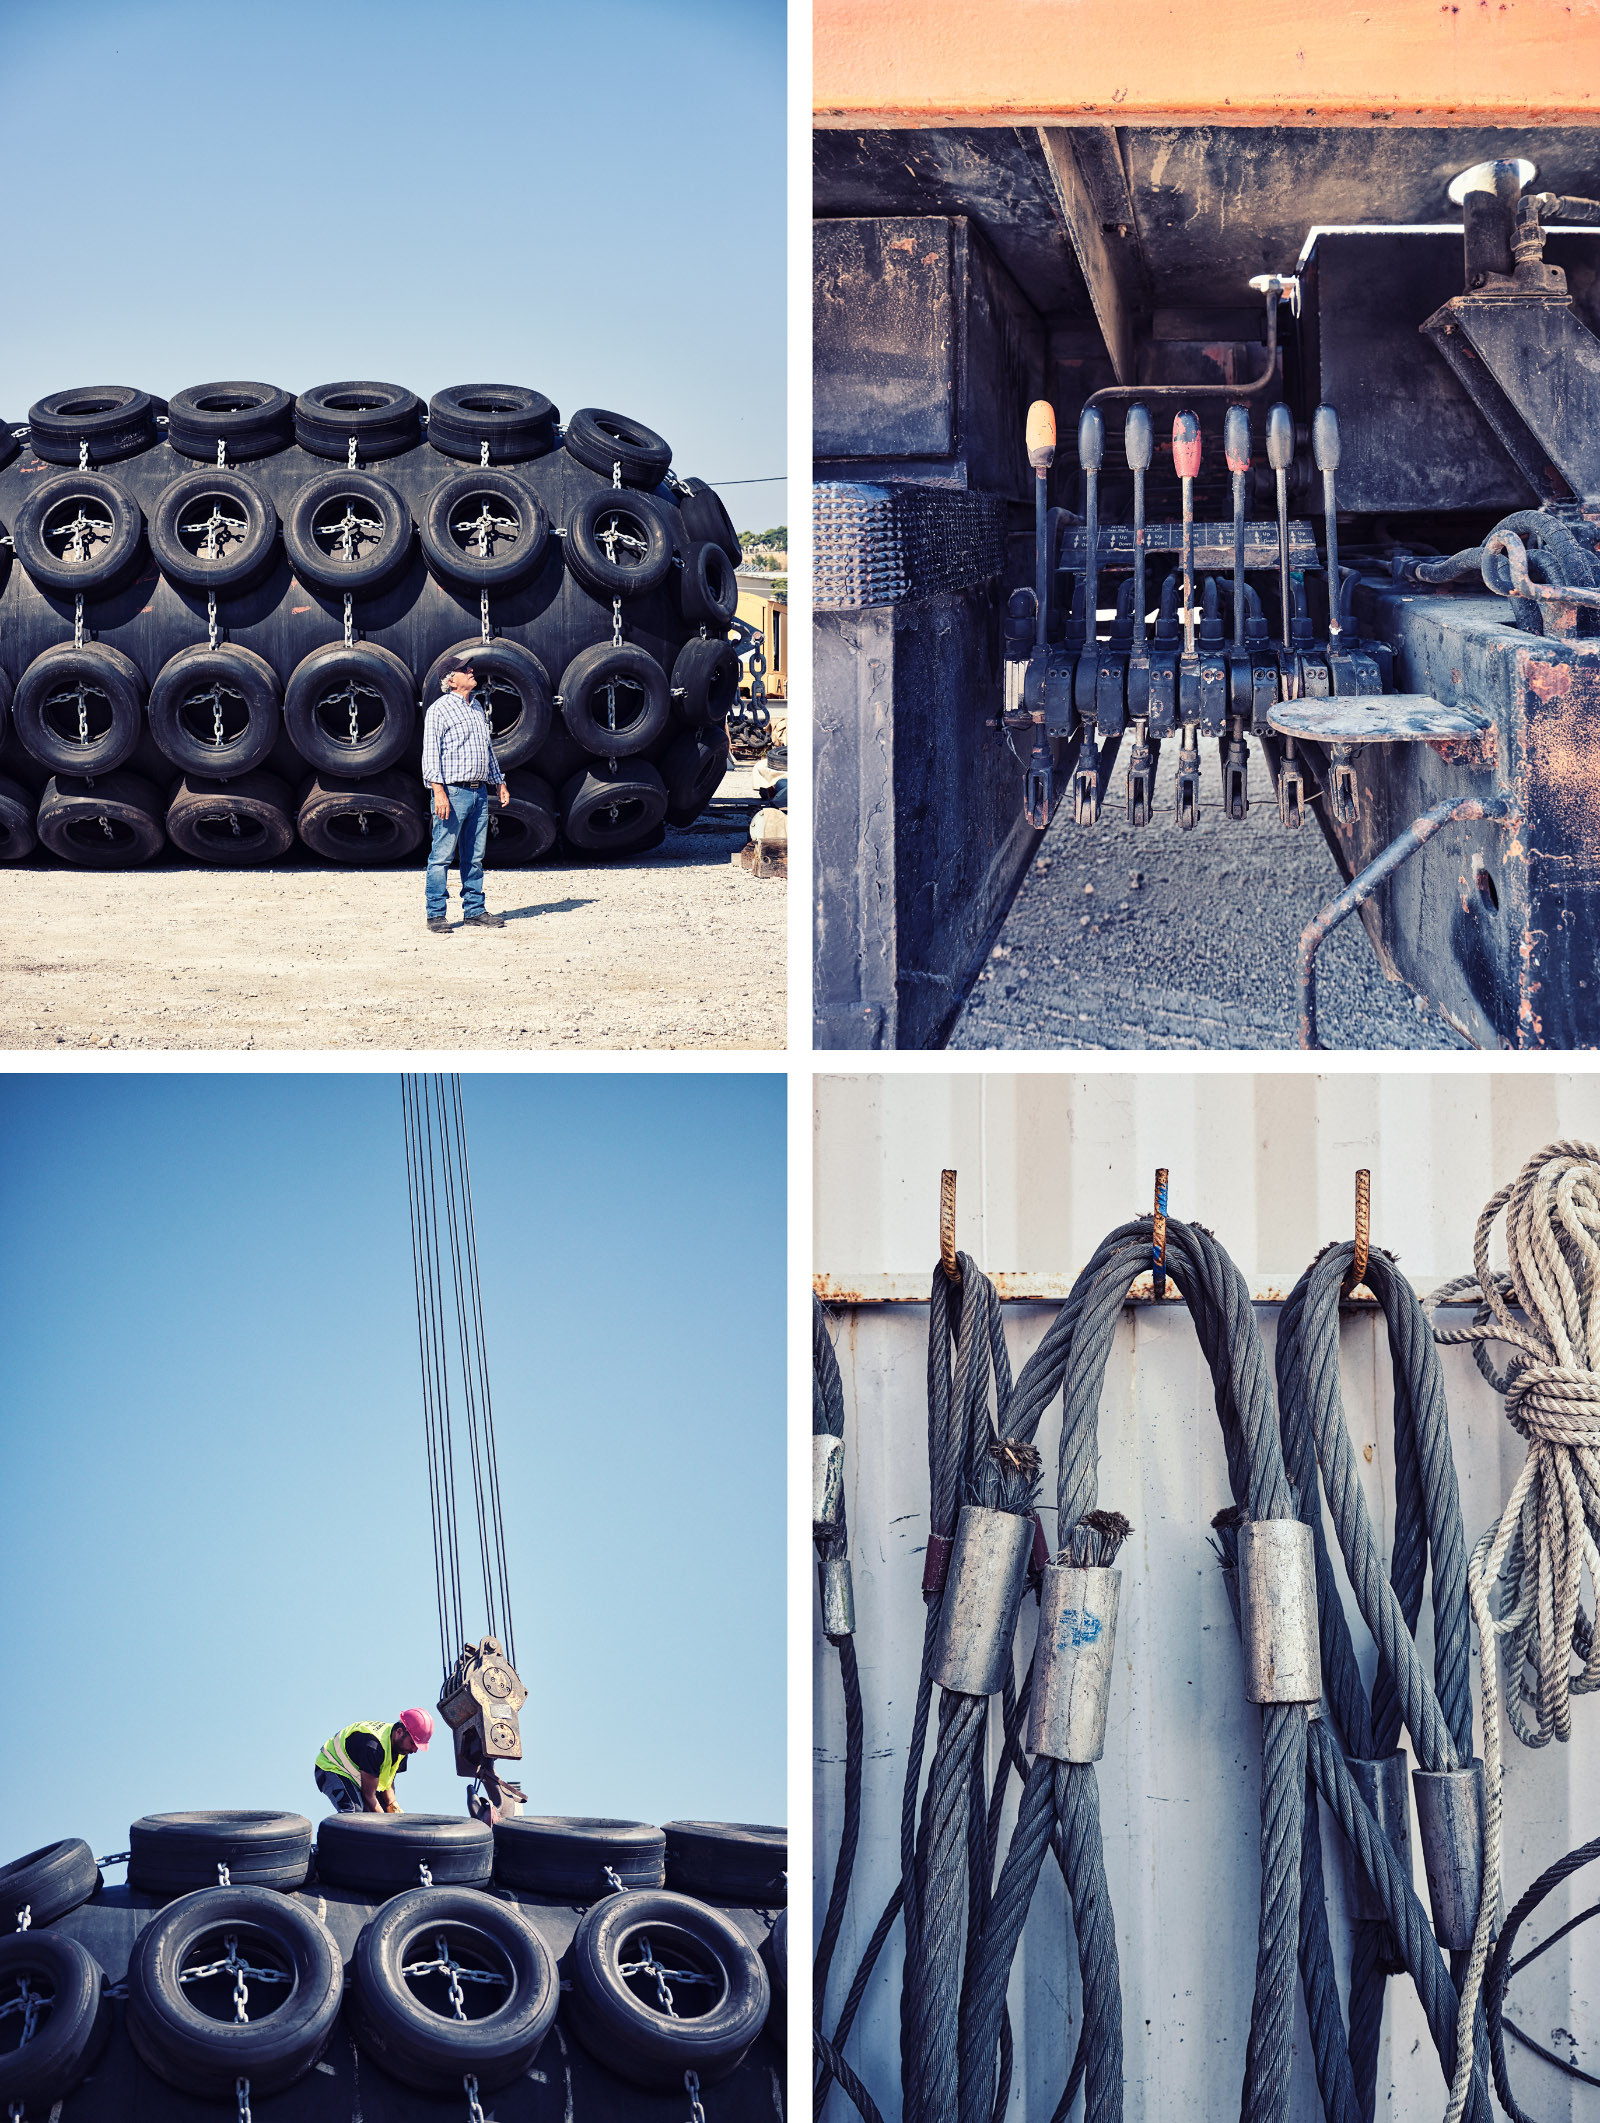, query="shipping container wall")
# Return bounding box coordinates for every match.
[813,1072,1600,2123]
